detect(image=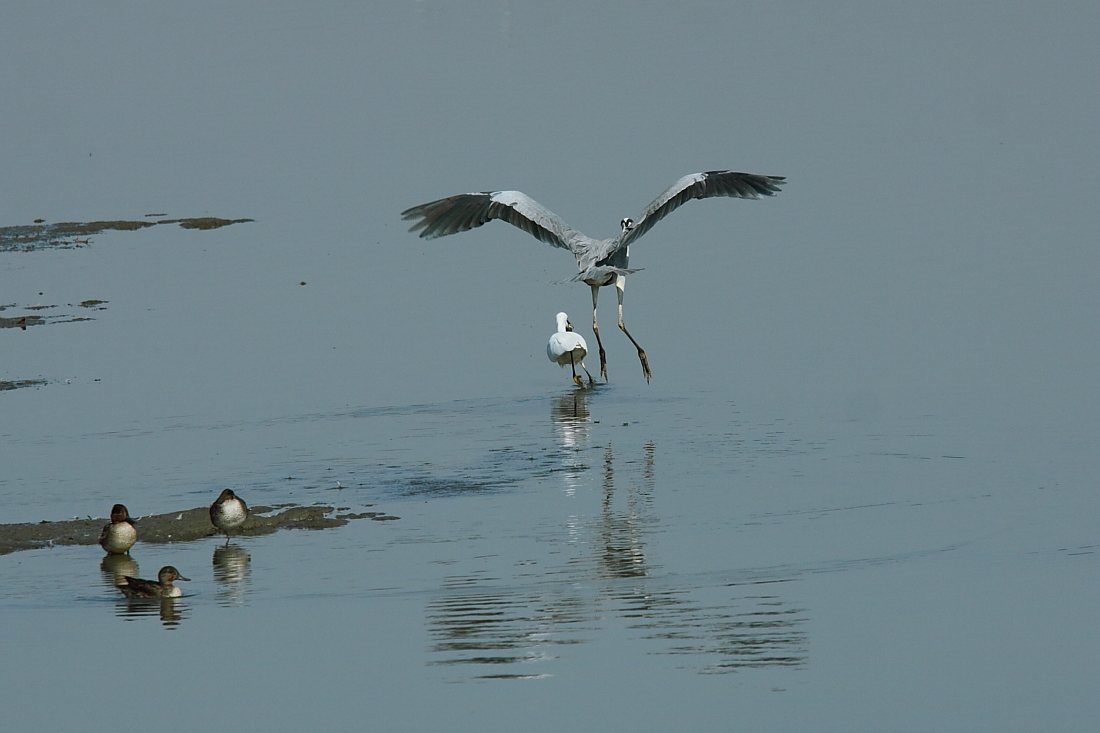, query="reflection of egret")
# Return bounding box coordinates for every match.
[402,170,785,382]
[547,312,594,387]
[213,544,252,606]
[550,388,591,494]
